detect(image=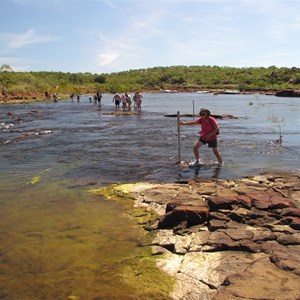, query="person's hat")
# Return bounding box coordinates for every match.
[199,108,211,115]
